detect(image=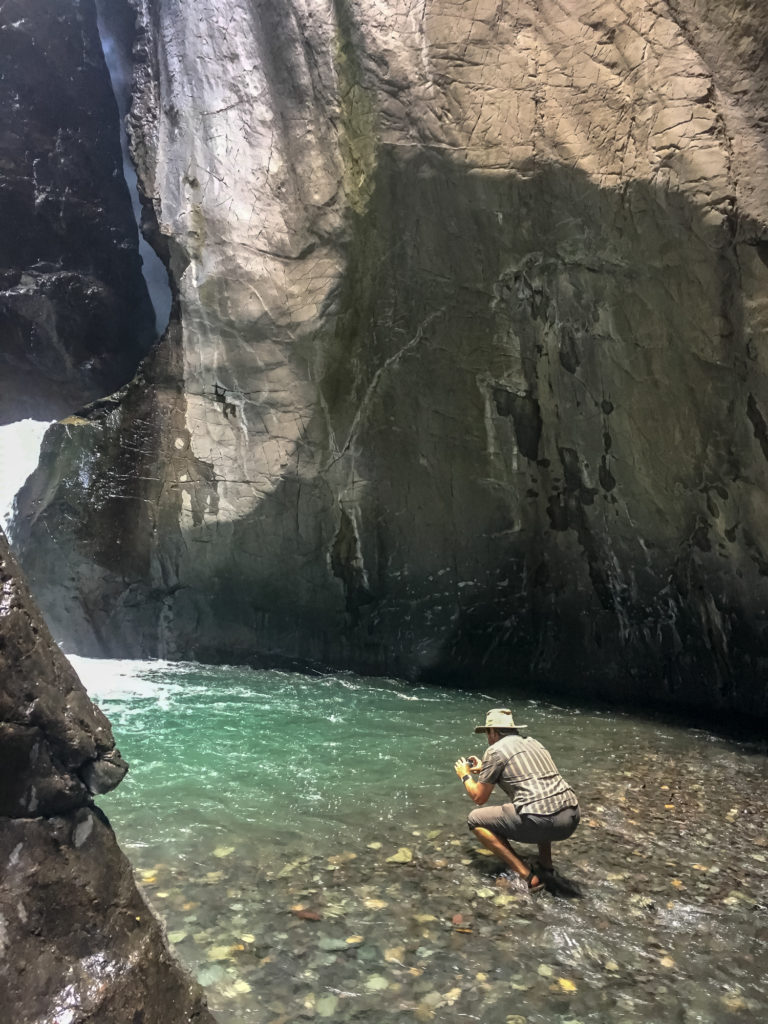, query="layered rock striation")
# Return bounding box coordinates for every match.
[13,0,768,722]
[0,529,214,1022]
[0,0,156,424]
